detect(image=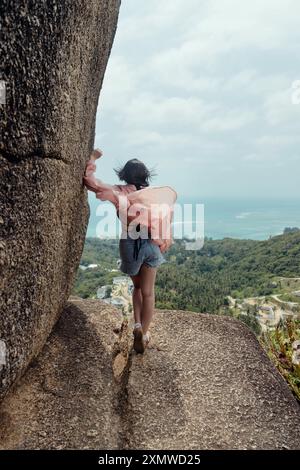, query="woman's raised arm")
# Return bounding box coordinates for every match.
[83,149,132,205]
